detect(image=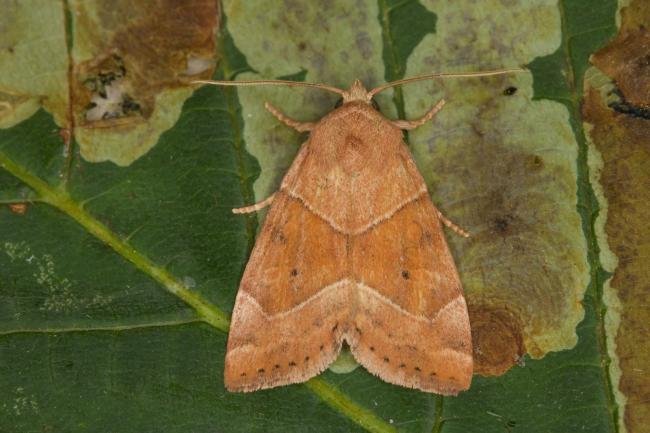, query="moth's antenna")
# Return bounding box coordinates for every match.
[192,79,346,96]
[368,68,526,97]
